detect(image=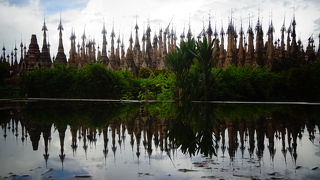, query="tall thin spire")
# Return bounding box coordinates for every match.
[134,16,140,51]
[14,43,18,65]
[101,22,108,64]
[180,26,185,43]
[42,18,48,50]
[267,18,275,65]
[110,23,115,57]
[280,17,286,58]
[102,22,107,55]
[20,40,23,62]
[291,13,298,56]
[81,28,86,58]
[238,21,245,66]
[2,45,6,62]
[40,17,51,65]
[219,22,226,67]
[246,14,255,66]
[69,28,77,65]
[207,13,213,44]
[255,14,264,66]
[55,15,67,63]
[129,31,133,49]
